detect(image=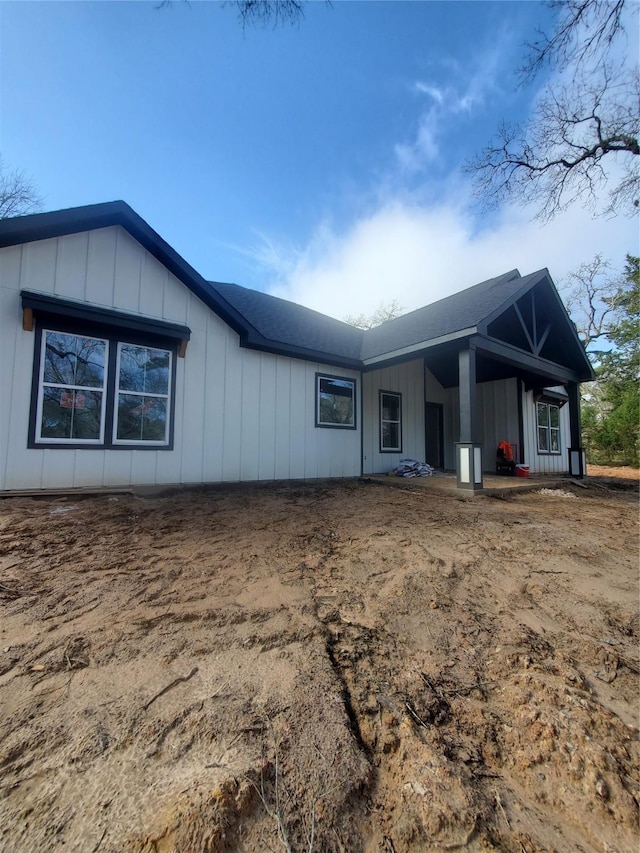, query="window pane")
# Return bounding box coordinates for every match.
[119,345,170,394]
[550,428,560,452]
[44,332,105,388]
[40,387,103,440]
[382,394,399,421]
[116,394,168,442]
[550,405,560,428]
[382,422,399,449]
[537,402,549,426]
[318,377,354,425]
[538,426,549,452]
